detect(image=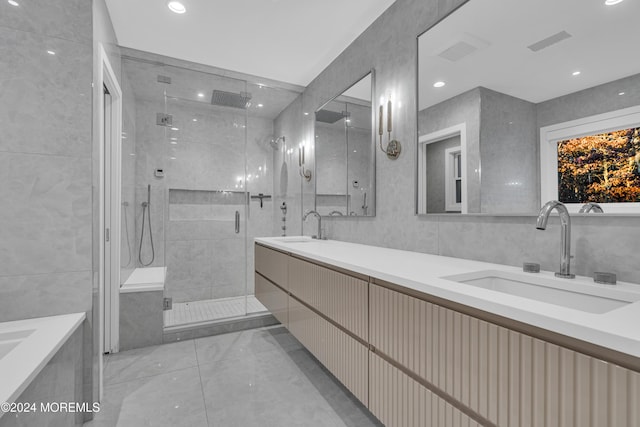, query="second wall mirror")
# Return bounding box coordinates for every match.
[315,71,376,217]
[417,0,640,215]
